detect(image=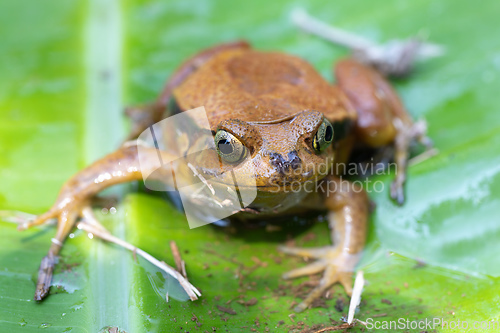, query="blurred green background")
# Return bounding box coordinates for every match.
[1,0,500,332]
